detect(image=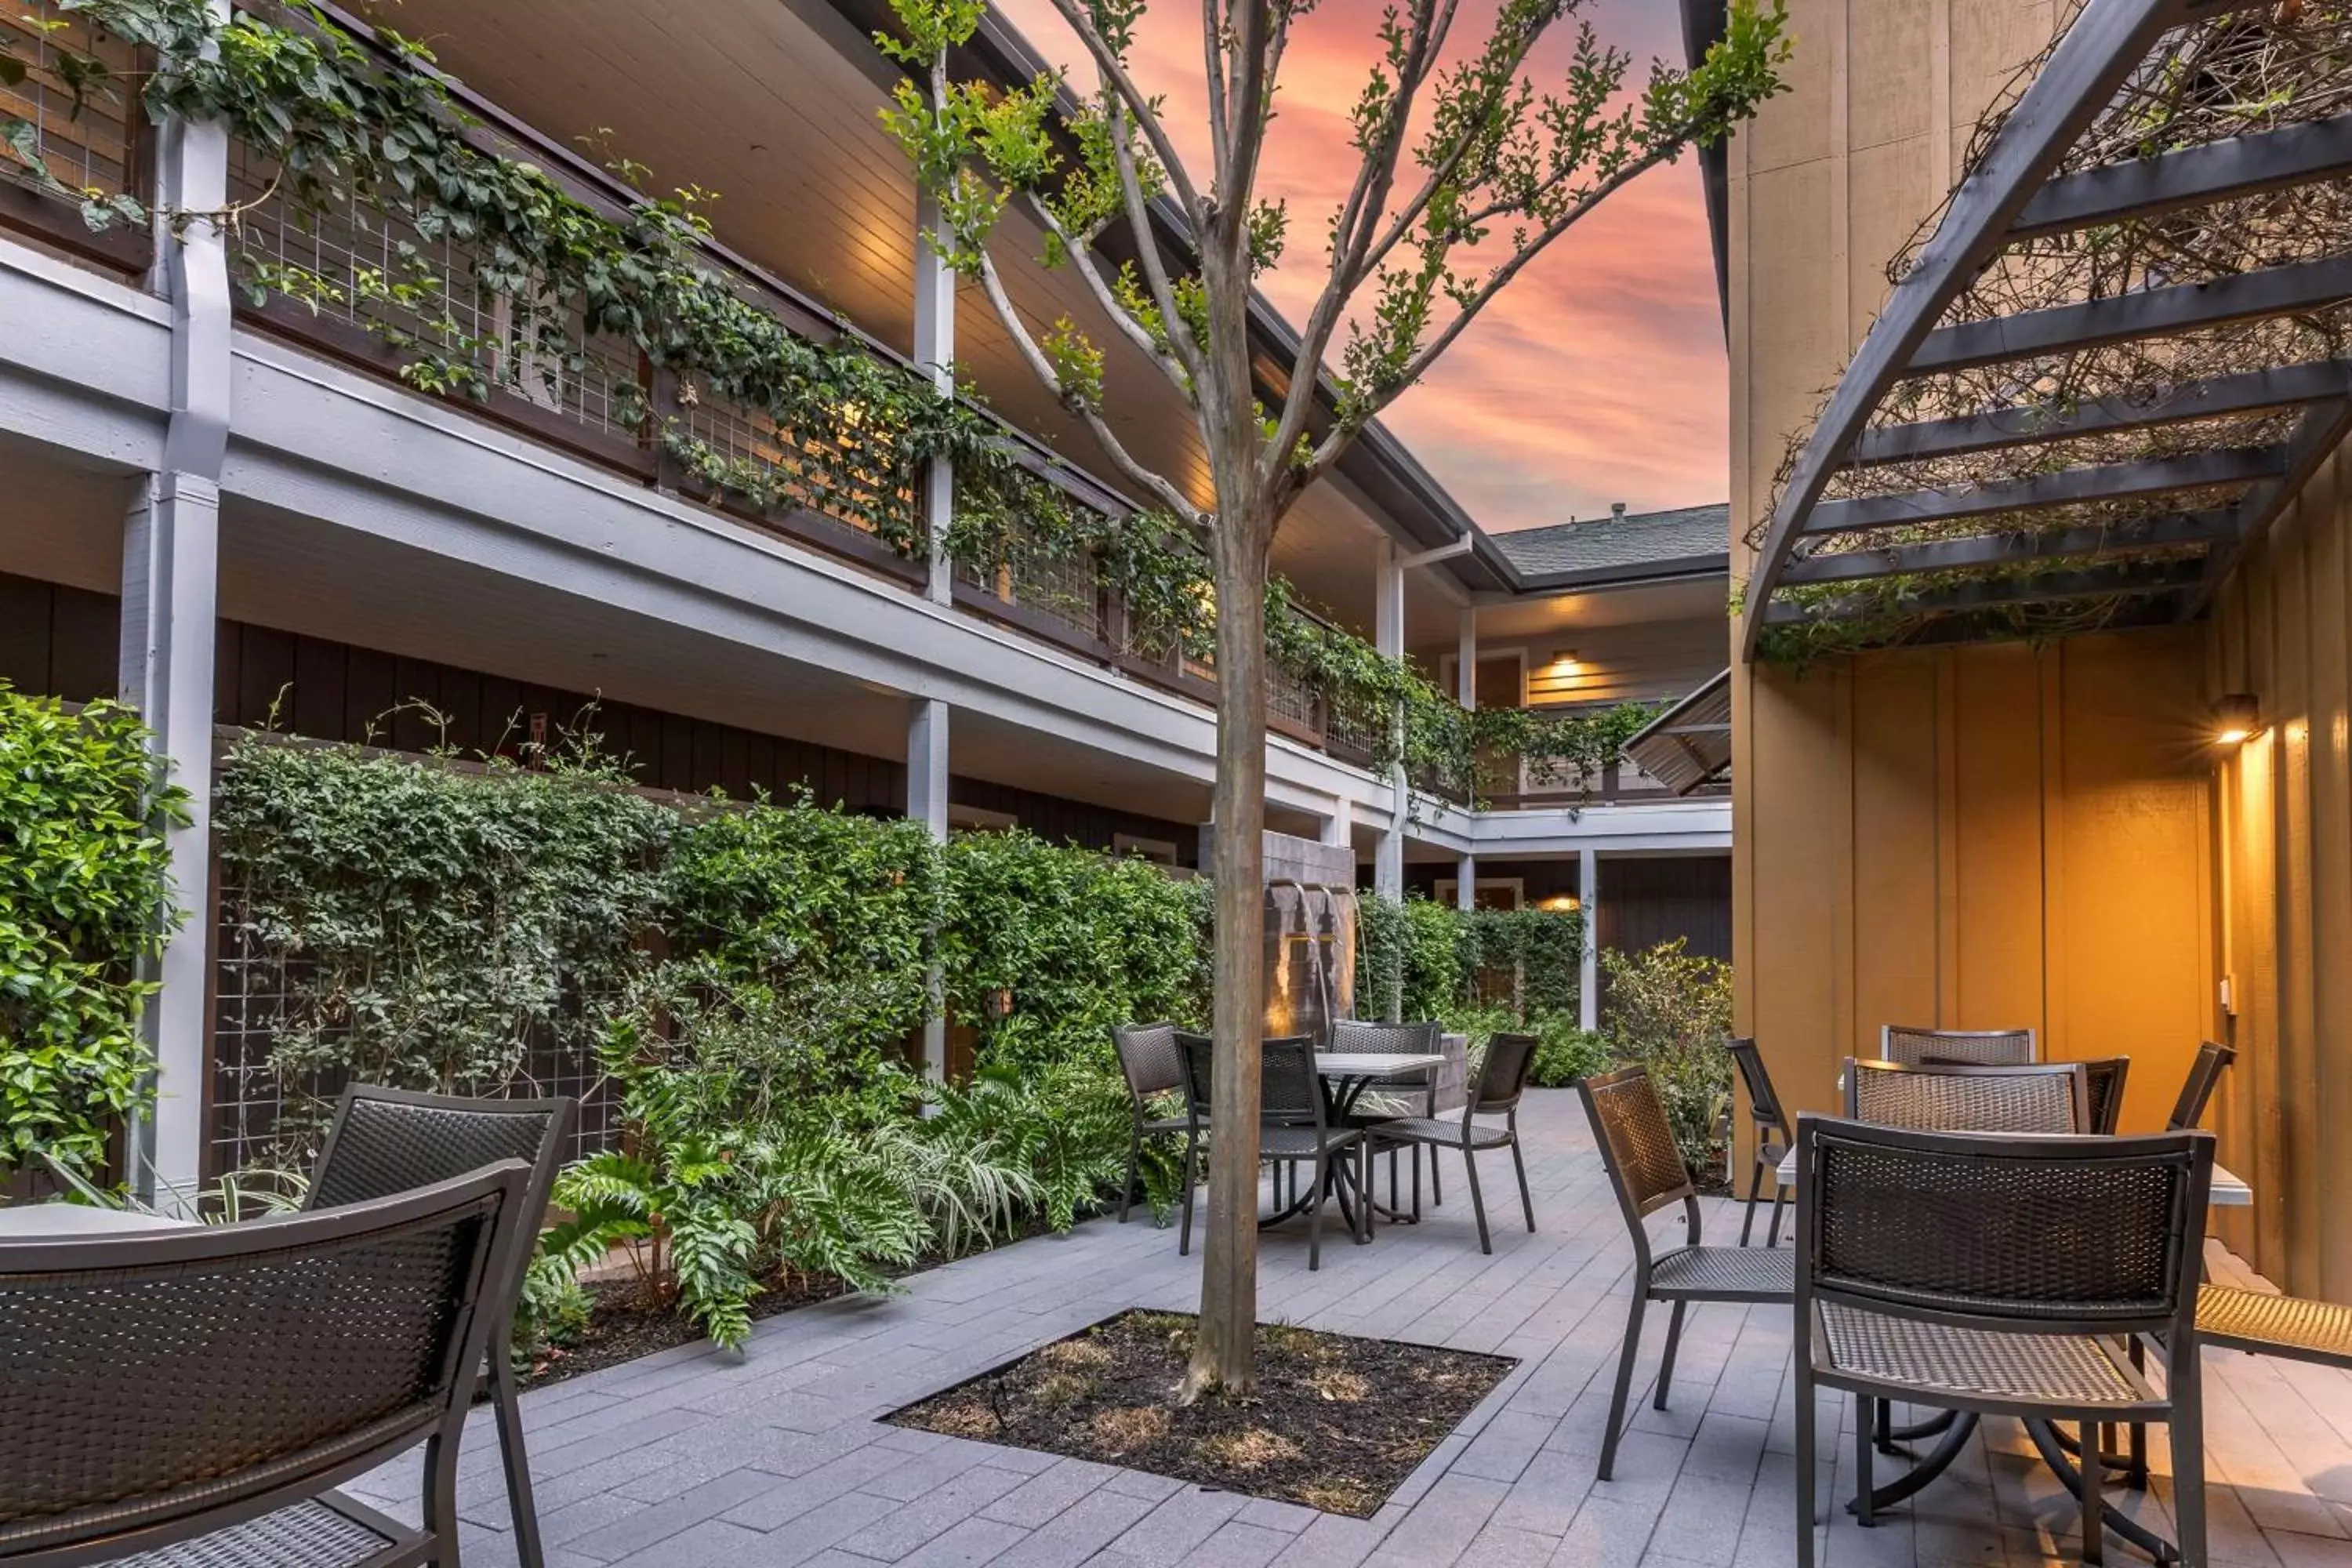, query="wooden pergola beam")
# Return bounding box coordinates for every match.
[1779,510,2238,586]
[1763,555,2208,626]
[2010,113,2352,241]
[1848,361,2352,466]
[1802,445,2287,536]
